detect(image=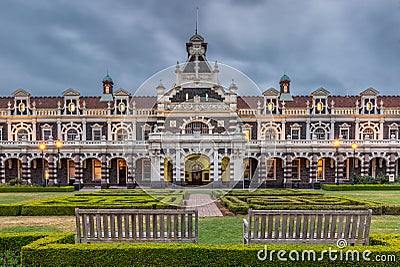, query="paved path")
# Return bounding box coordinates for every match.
[185,194,223,216]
